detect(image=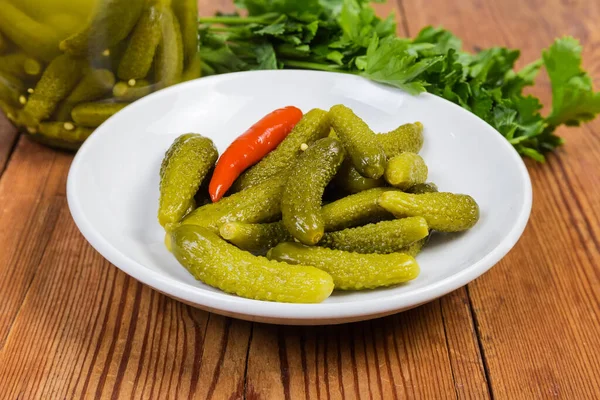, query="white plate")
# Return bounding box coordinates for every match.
[67,70,532,325]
